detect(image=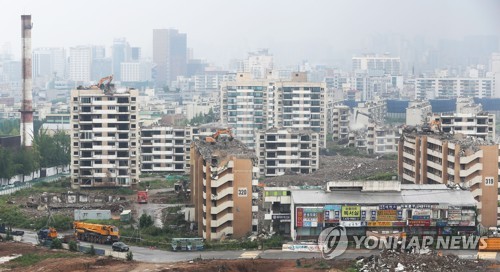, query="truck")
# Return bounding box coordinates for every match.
[0,224,24,239]
[137,190,148,204]
[37,227,58,244]
[73,221,119,244]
